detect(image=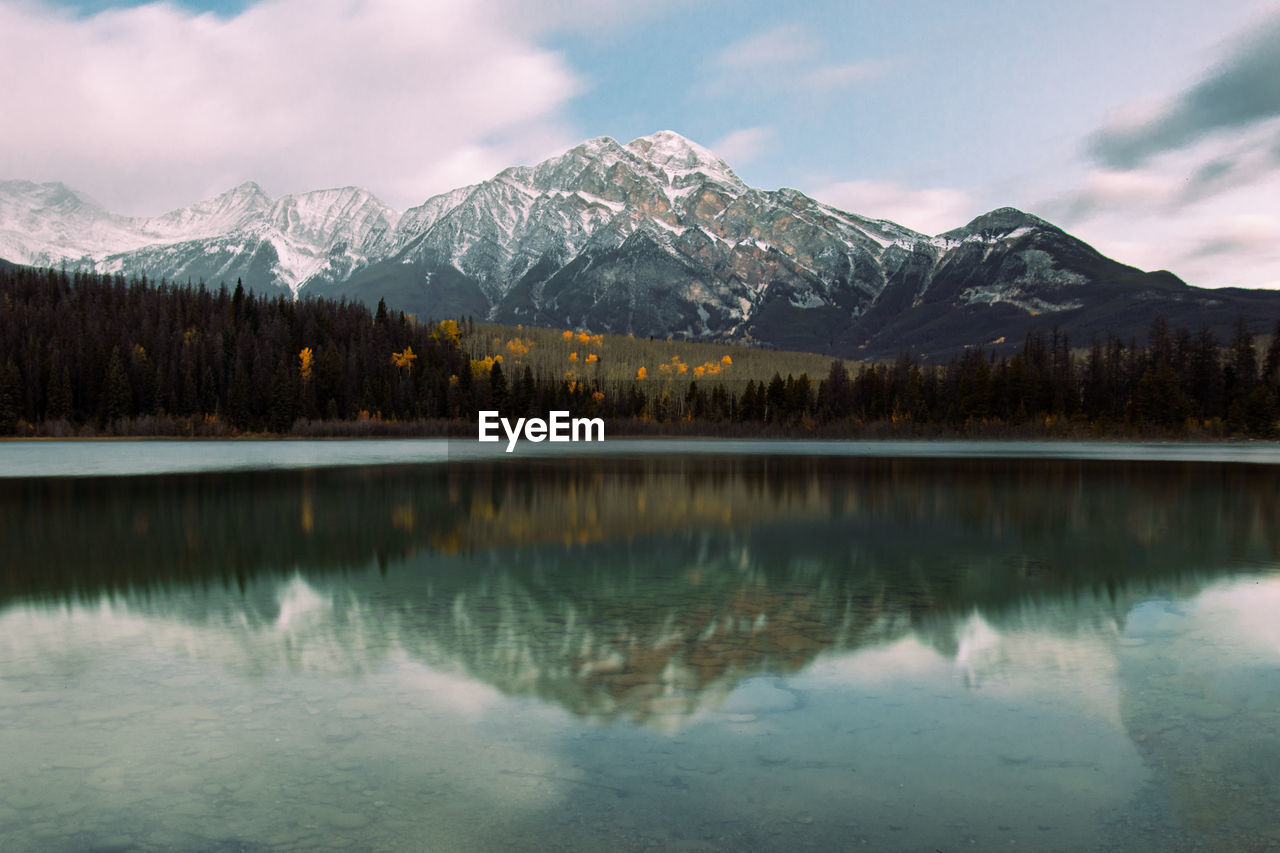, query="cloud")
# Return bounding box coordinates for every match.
[800,60,895,90]
[811,179,976,235]
[0,0,584,214]
[1055,8,1280,290]
[1045,166,1183,223]
[1089,10,1280,168]
[700,23,893,98]
[709,126,773,165]
[1048,117,1280,226]
[1044,129,1280,288]
[1187,215,1280,260]
[714,23,815,71]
